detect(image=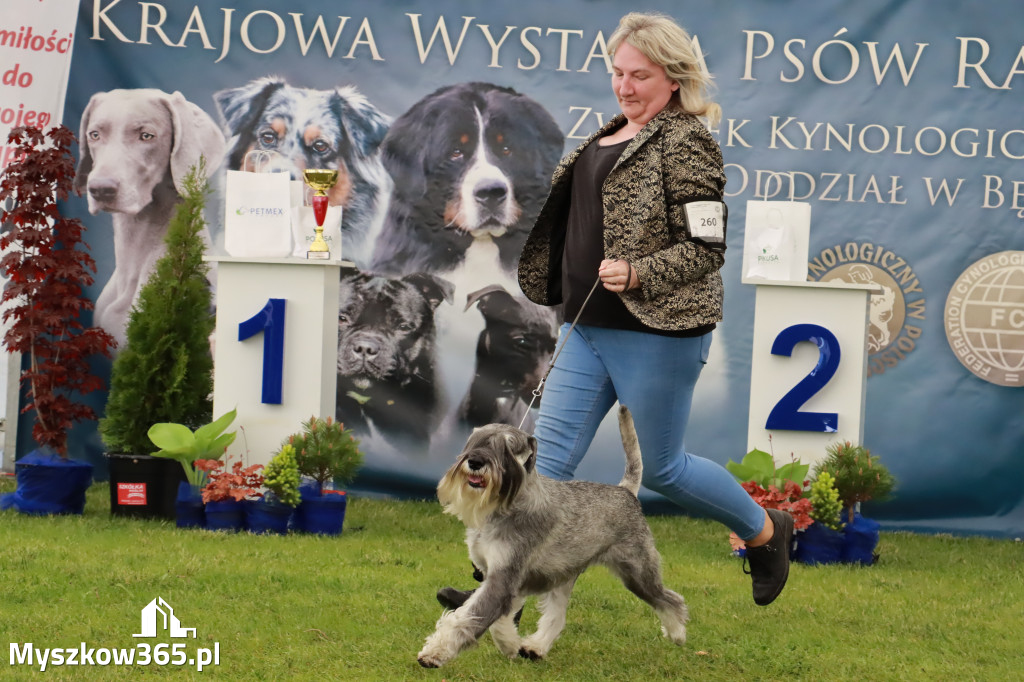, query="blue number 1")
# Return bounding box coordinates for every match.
[238,298,286,404]
[765,323,840,432]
